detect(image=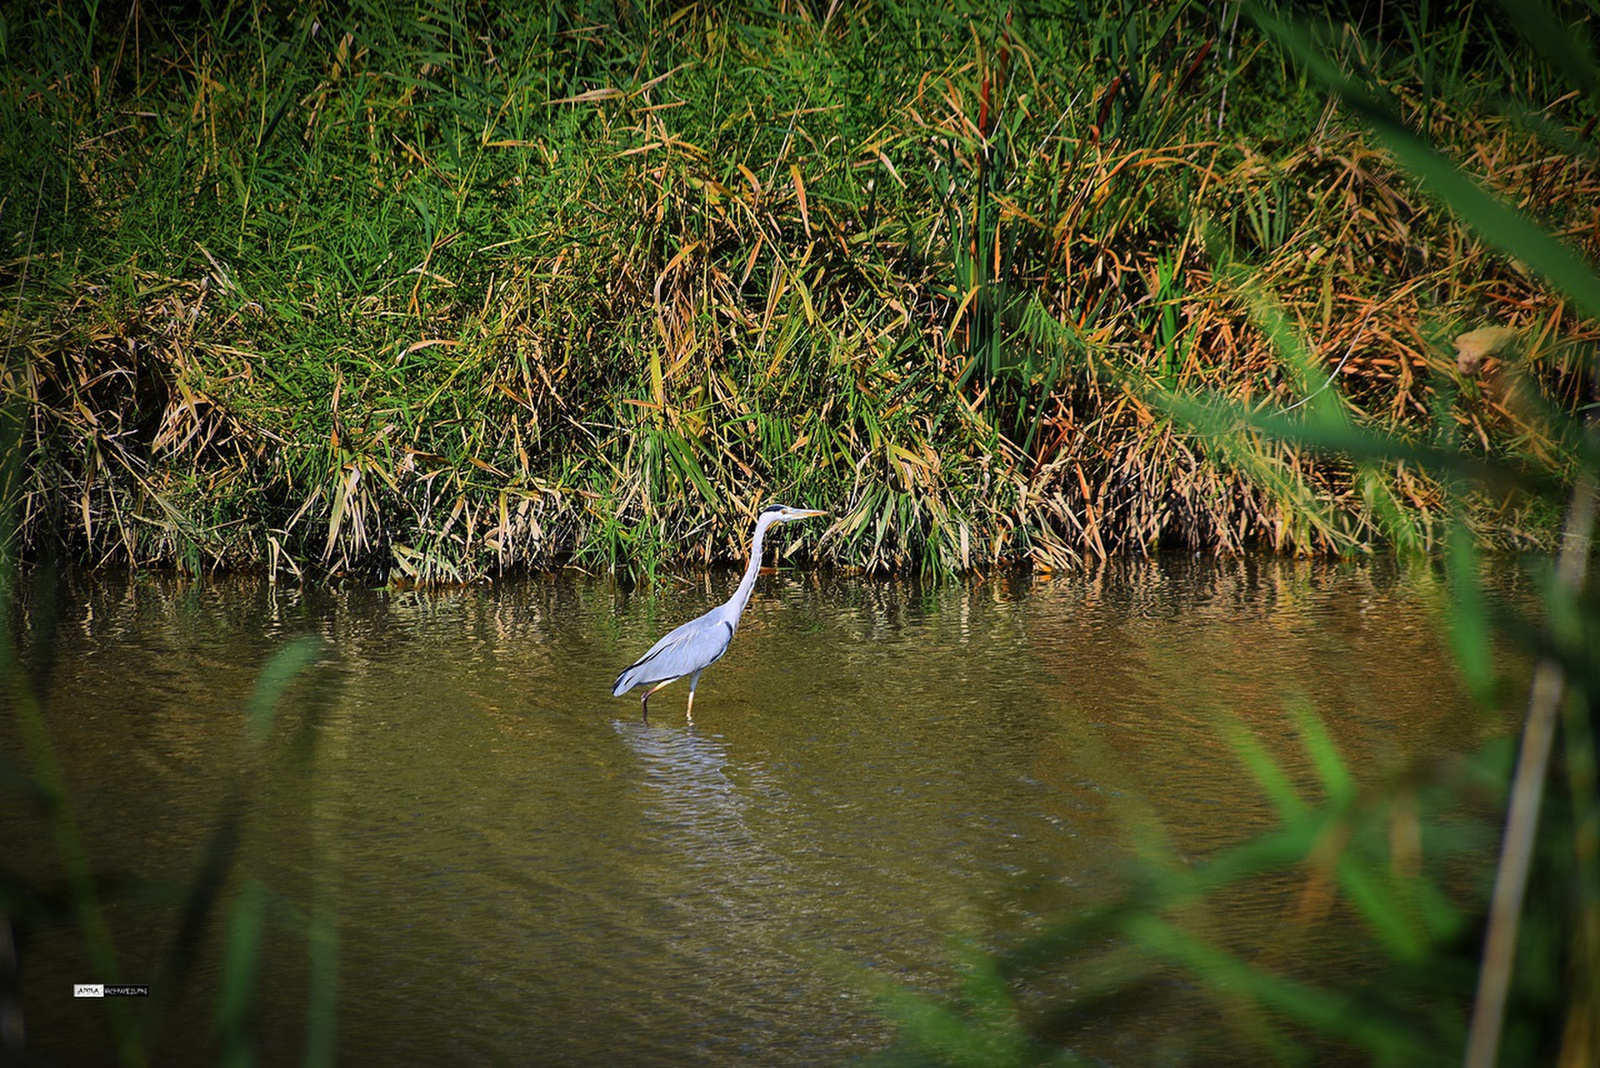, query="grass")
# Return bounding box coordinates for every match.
[0,1,1594,583]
